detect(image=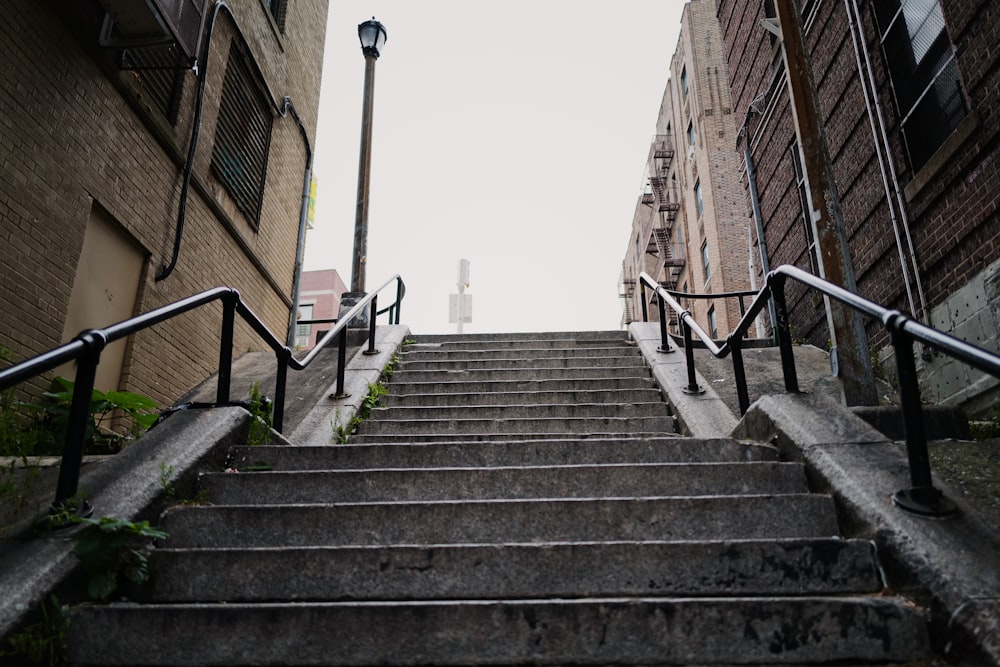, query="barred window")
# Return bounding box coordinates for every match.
[211,40,273,228]
[873,0,967,171]
[263,0,288,32]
